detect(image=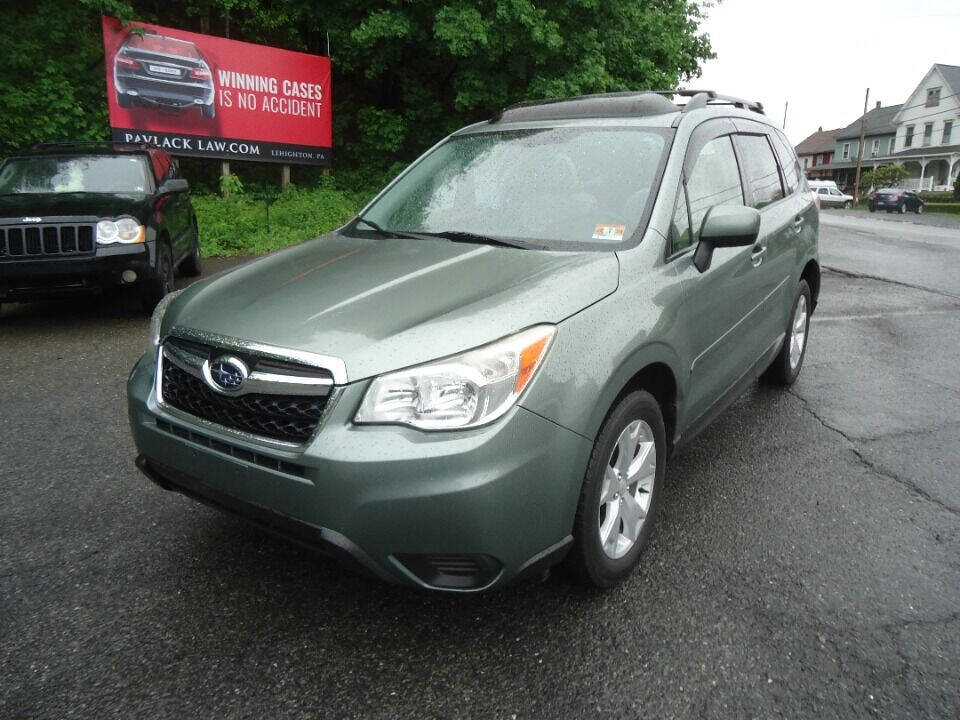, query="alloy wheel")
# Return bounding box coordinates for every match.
[598,420,657,559]
[790,294,808,370]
